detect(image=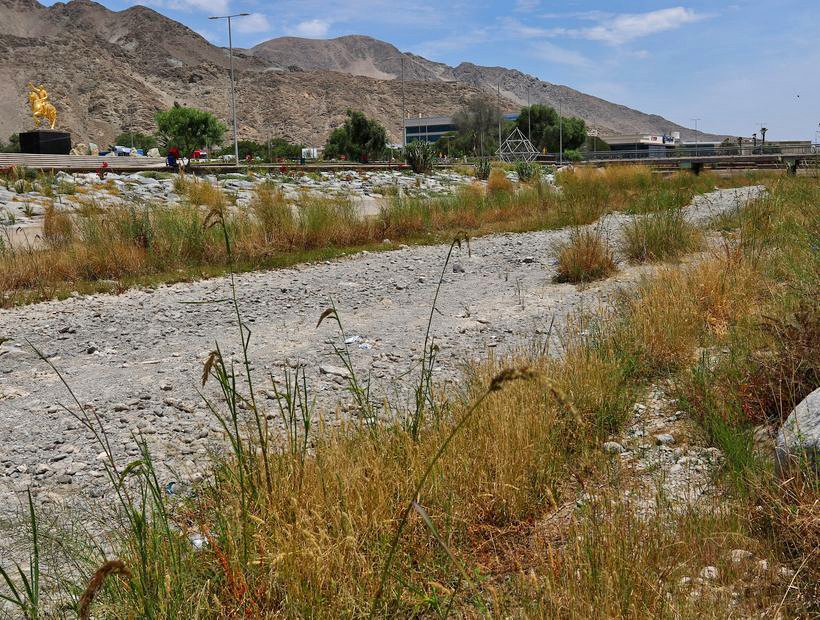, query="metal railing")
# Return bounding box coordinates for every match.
[582,144,818,161]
